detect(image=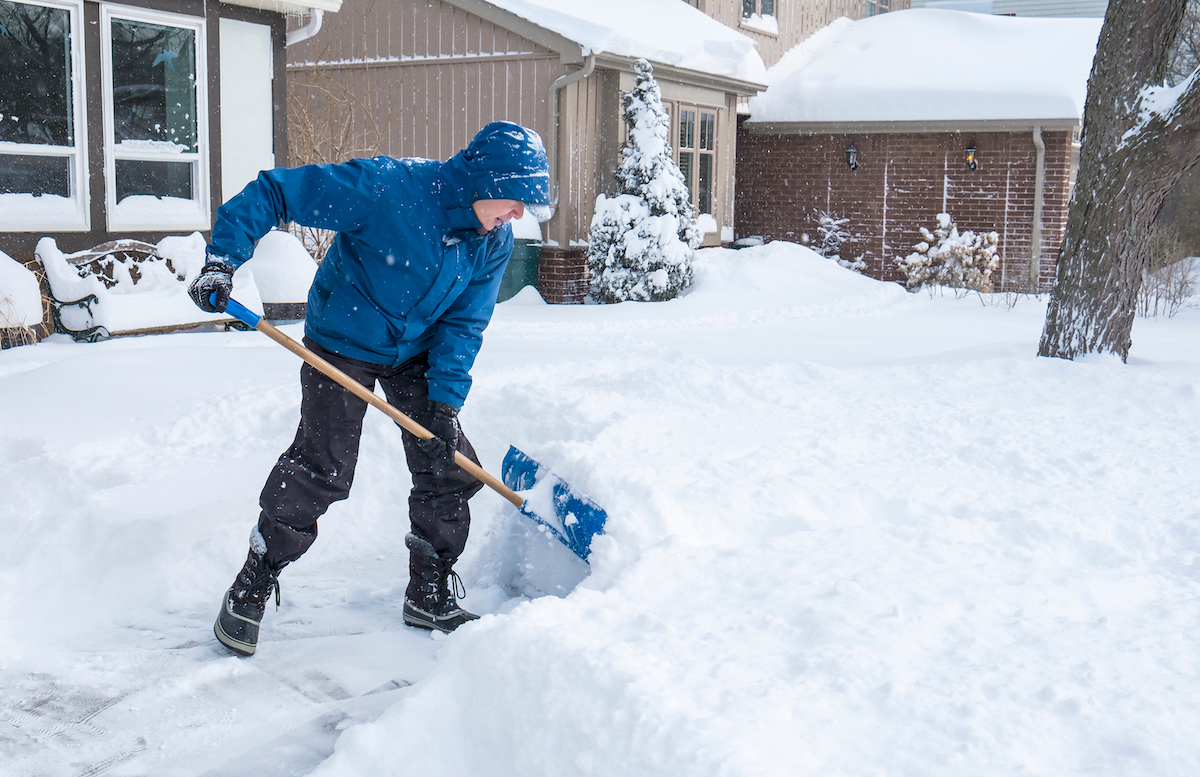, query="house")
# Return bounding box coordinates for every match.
[285,0,777,303]
[735,9,1102,291]
[0,0,340,262]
